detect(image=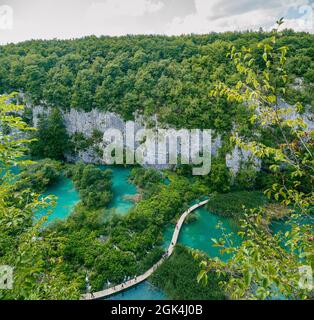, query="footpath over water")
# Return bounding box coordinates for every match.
[82,199,209,300]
